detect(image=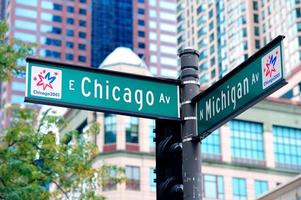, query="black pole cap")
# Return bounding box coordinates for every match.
[178,48,199,57]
